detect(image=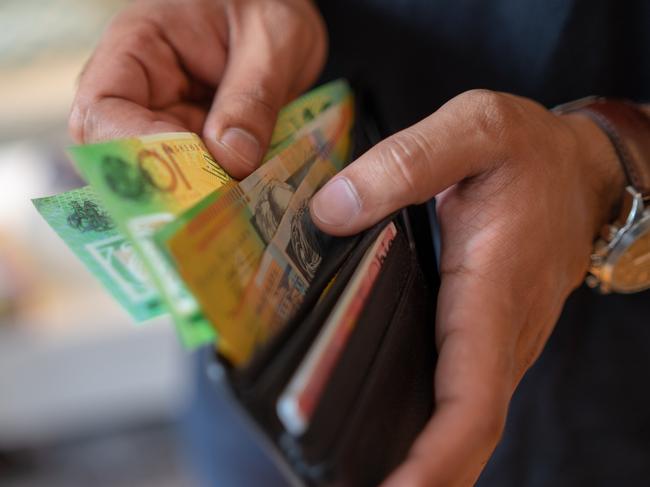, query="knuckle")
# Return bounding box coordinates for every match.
[262,0,315,37]
[70,99,107,143]
[221,85,277,121]
[262,0,301,28]
[68,85,98,143]
[240,0,308,45]
[75,101,95,143]
[119,22,160,51]
[103,10,160,52]
[378,131,431,203]
[104,10,127,35]
[68,103,85,142]
[460,89,524,148]
[216,84,279,139]
[254,0,326,68]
